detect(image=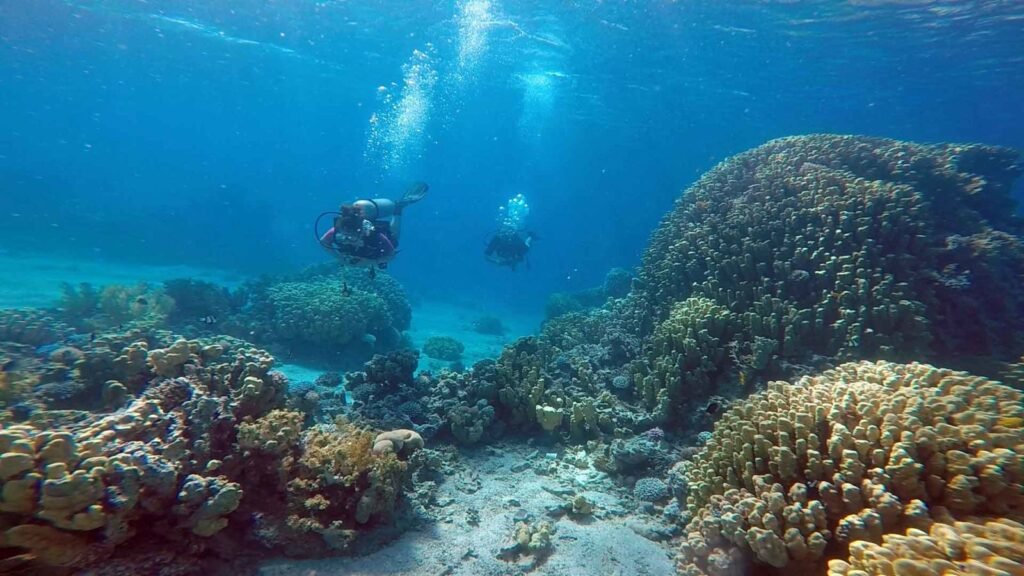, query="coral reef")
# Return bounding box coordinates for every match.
[244,415,413,554]
[162,278,237,328]
[227,265,411,367]
[0,309,71,347]
[472,314,507,336]
[634,478,670,503]
[545,267,636,320]
[0,326,417,573]
[58,282,175,331]
[829,516,1024,576]
[422,336,465,362]
[426,368,500,445]
[477,297,652,440]
[266,279,388,349]
[641,134,1023,368]
[676,360,1024,575]
[4,132,1023,576]
[604,267,635,300]
[632,297,741,423]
